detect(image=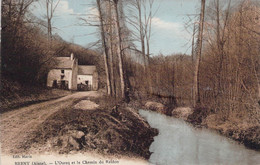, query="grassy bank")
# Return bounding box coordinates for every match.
[128,93,260,151]
[187,106,260,151]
